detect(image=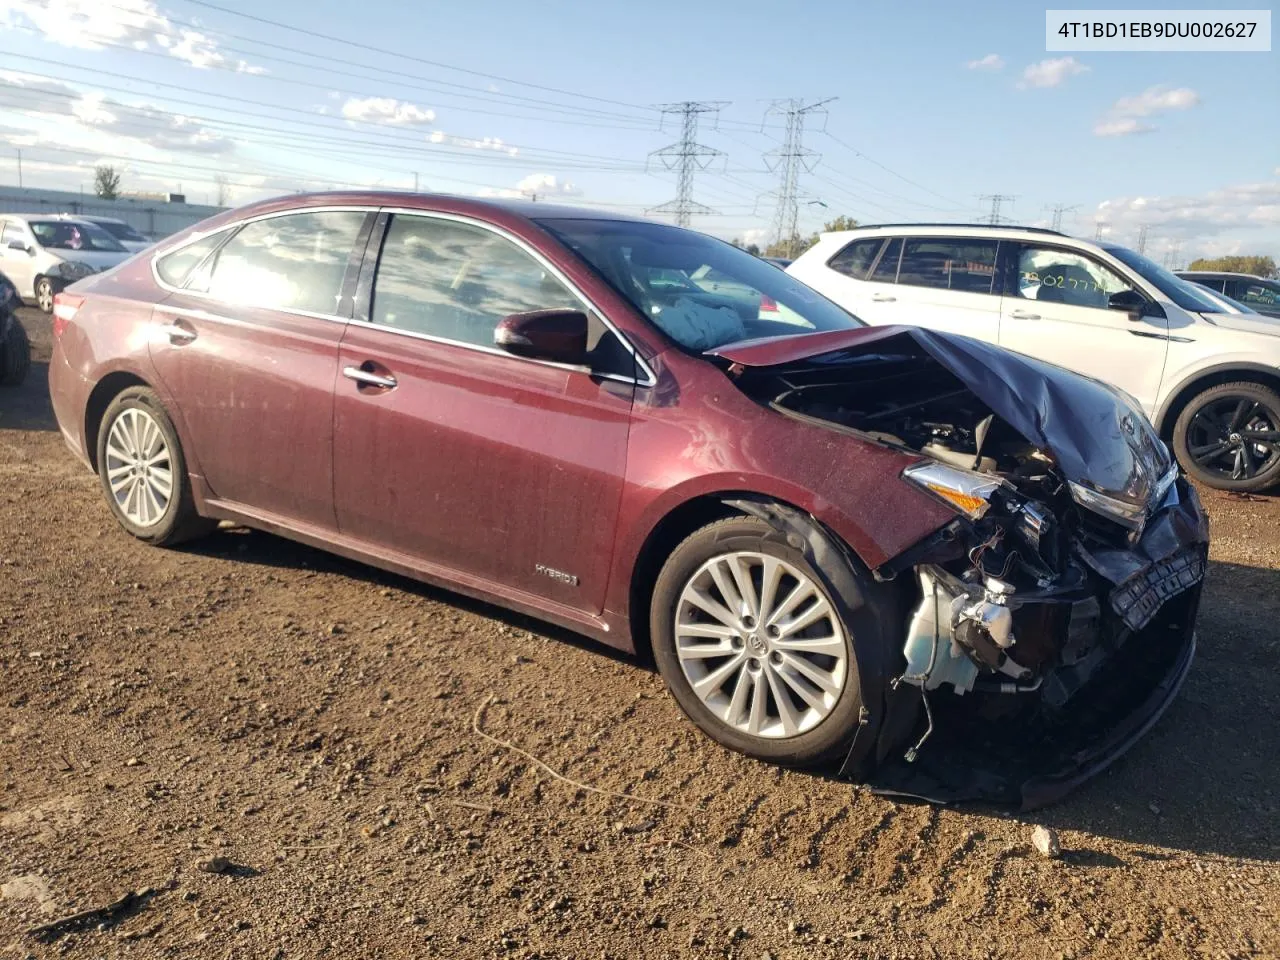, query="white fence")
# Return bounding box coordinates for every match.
[0,186,225,240]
